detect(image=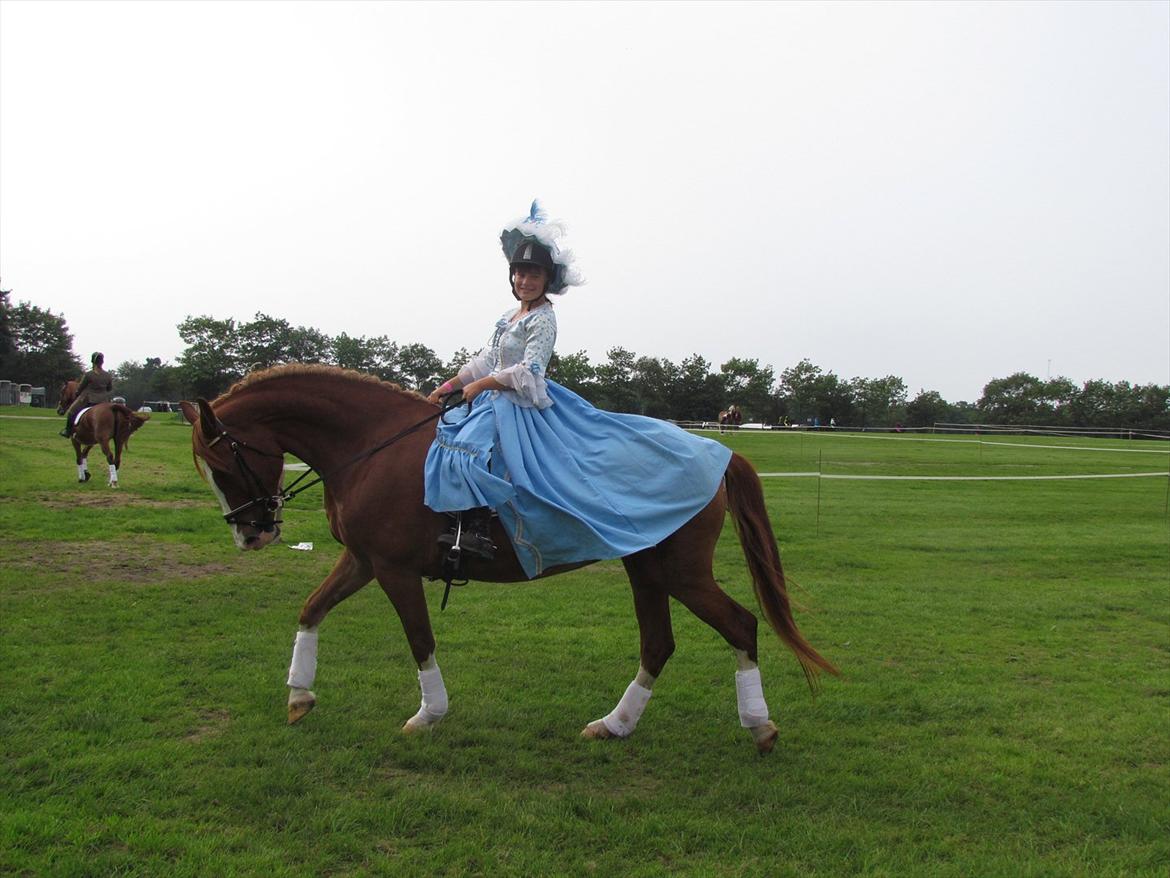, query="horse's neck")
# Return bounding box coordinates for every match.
[228,382,429,471]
